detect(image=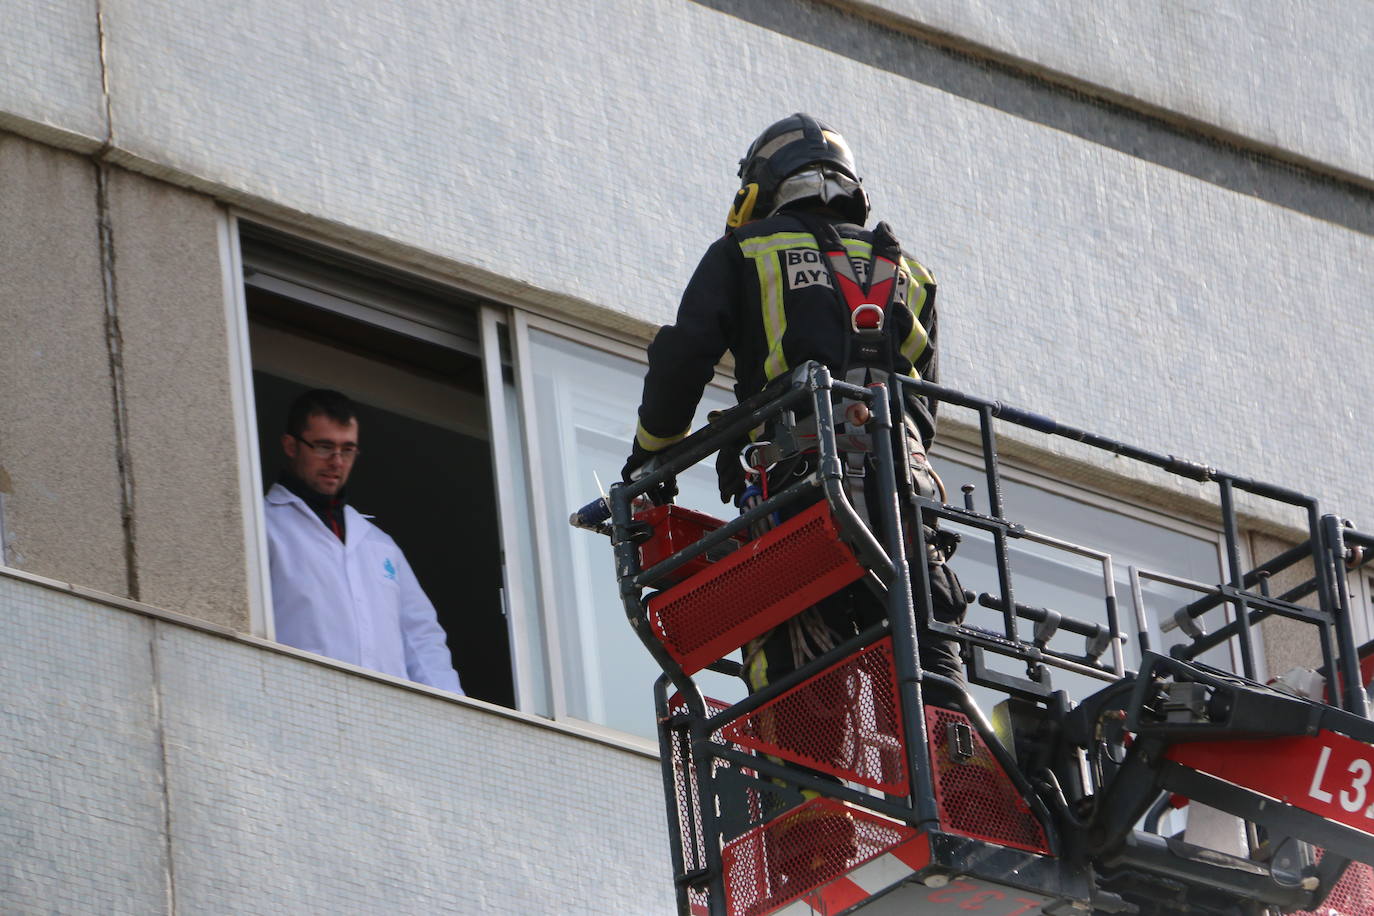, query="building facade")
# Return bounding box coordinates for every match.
[2,0,1371,911]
